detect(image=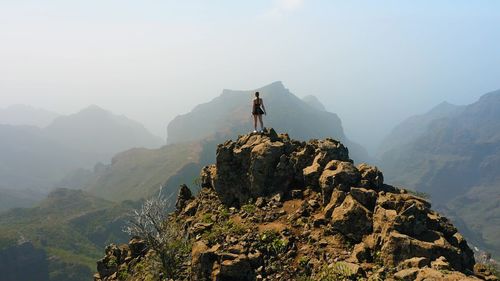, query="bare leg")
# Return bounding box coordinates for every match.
[253,115,258,131]
[258,115,264,131]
